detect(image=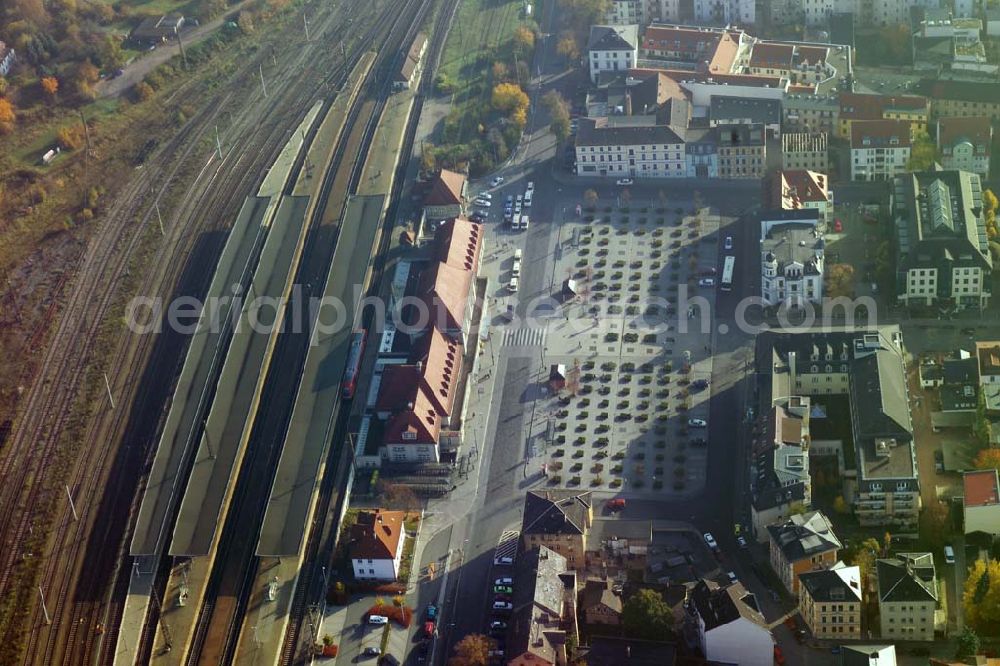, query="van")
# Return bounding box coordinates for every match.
[944,545,955,564]
[514,248,523,260]
[512,259,521,277]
